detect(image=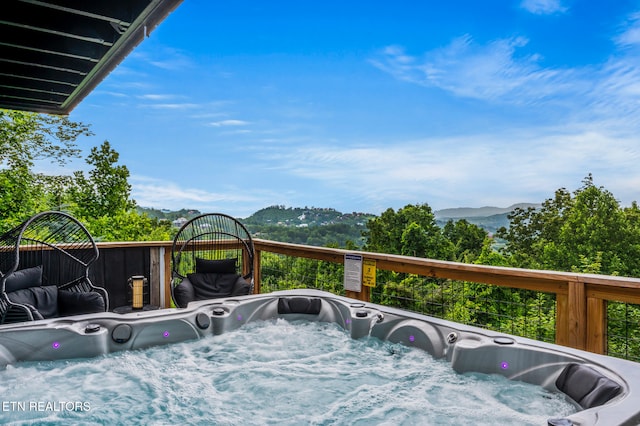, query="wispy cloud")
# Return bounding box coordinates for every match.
[134,94,202,110]
[520,0,568,15]
[208,119,250,127]
[265,127,640,210]
[371,36,581,106]
[130,47,194,71]
[370,25,640,131]
[616,12,640,47]
[93,90,129,98]
[130,176,268,216]
[137,94,177,101]
[144,103,200,110]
